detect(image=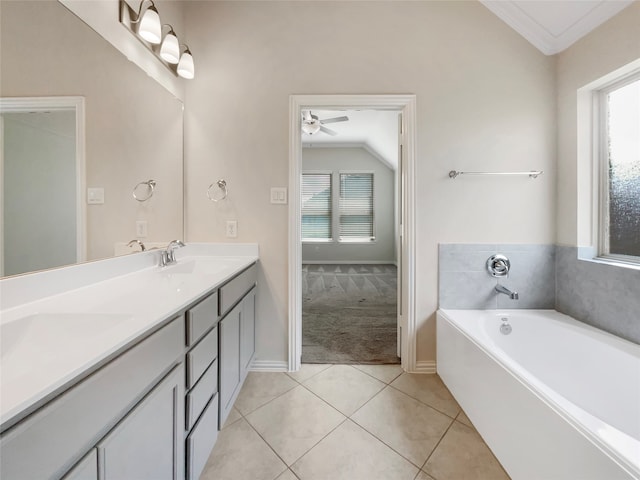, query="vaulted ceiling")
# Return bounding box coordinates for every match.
[301,1,636,169]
